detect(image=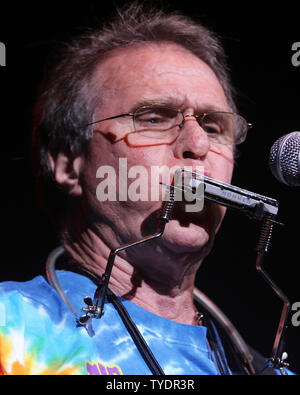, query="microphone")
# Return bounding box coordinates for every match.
[269,131,300,187]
